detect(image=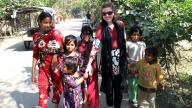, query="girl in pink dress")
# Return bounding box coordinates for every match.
[32,12,63,108]
[78,25,100,108]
